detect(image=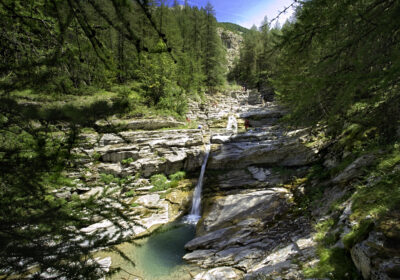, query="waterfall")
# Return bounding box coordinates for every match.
[226,115,238,134]
[185,144,211,224]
